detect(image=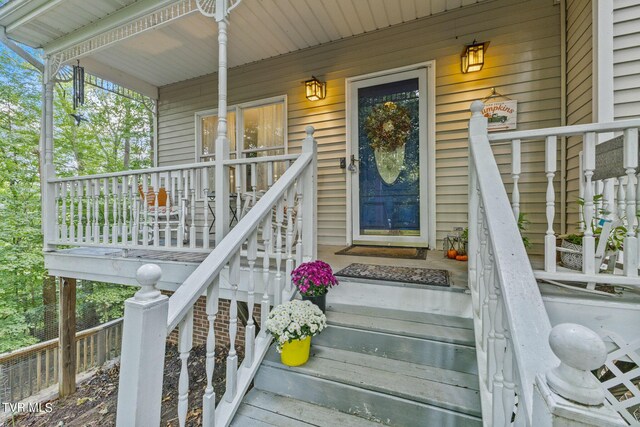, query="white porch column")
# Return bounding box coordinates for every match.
[214,3,231,246]
[43,58,56,251]
[302,126,317,261]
